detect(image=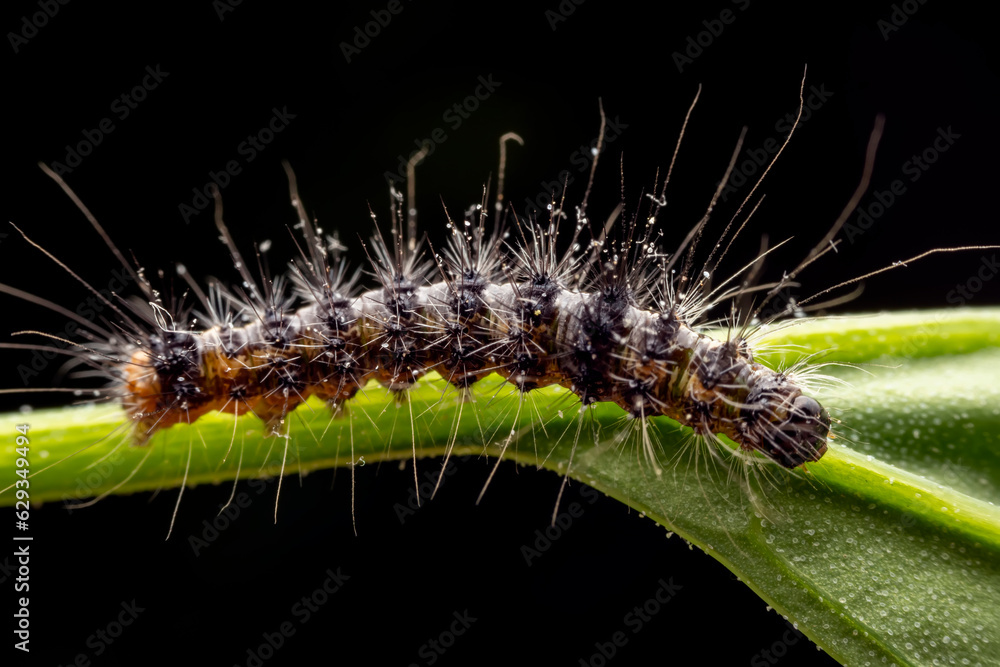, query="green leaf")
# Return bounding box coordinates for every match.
[2,307,999,665]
